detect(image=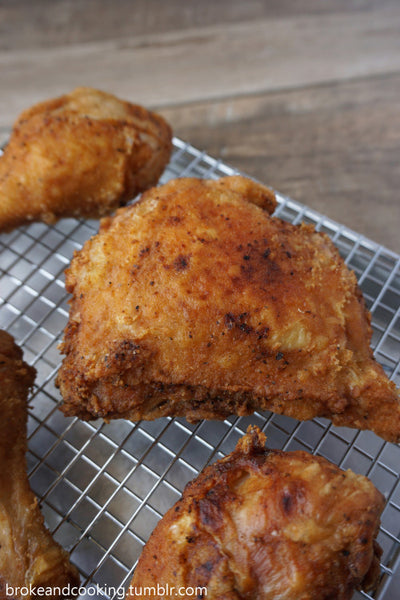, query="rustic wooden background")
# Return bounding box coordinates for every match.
[1,0,399,252]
